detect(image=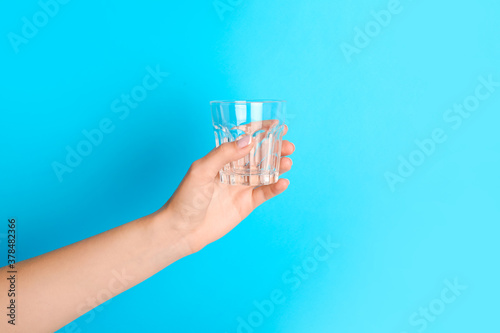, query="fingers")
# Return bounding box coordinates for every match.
[190,124,293,182]
[281,140,295,157]
[279,157,293,175]
[192,135,254,180]
[252,178,290,208]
